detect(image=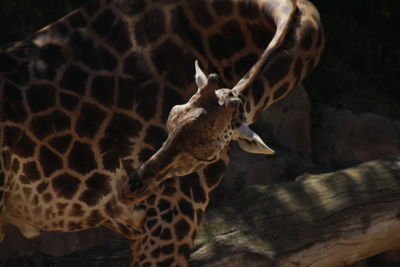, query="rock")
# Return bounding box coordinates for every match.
[312,106,400,169]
